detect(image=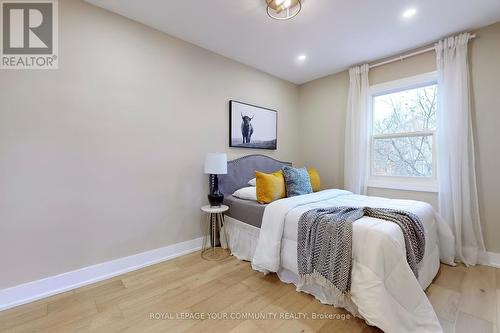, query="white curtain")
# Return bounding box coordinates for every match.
[436,33,485,265]
[344,64,370,195]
